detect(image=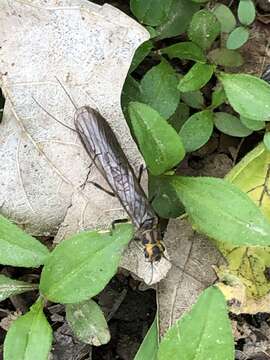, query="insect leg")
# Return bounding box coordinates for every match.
[90,181,116,197]
[111,218,129,229]
[137,164,145,185]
